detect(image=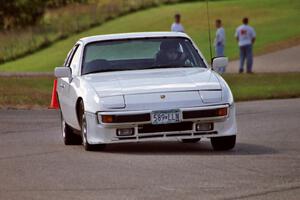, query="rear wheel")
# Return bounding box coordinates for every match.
[211,135,236,151]
[60,111,81,145]
[78,101,106,151]
[181,138,201,143]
